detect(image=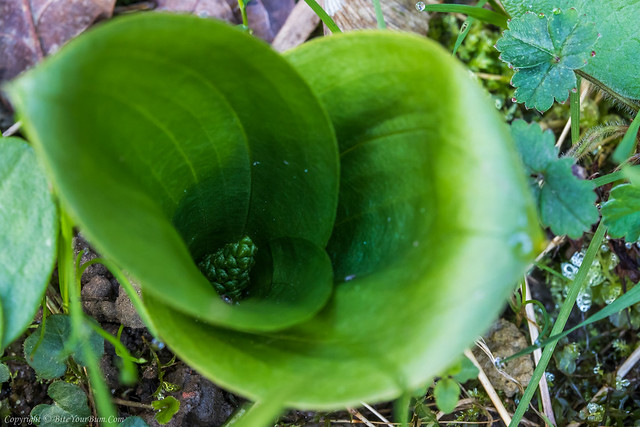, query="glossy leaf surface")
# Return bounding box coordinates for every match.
[510,120,597,238]
[501,0,640,100]
[0,137,58,349]
[496,9,598,111]
[7,13,339,332]
[147,30,541,409]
